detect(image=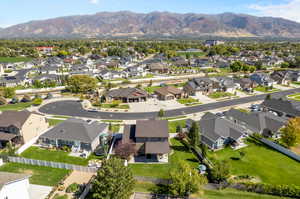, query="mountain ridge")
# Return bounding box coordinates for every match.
[1,11,300,38]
